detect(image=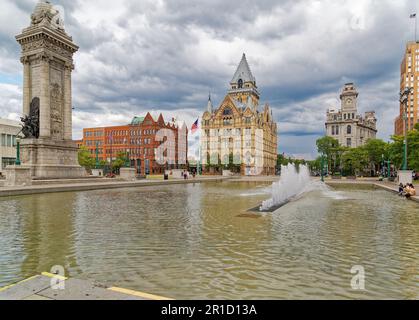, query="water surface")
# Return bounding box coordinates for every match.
[0,181,418,299]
